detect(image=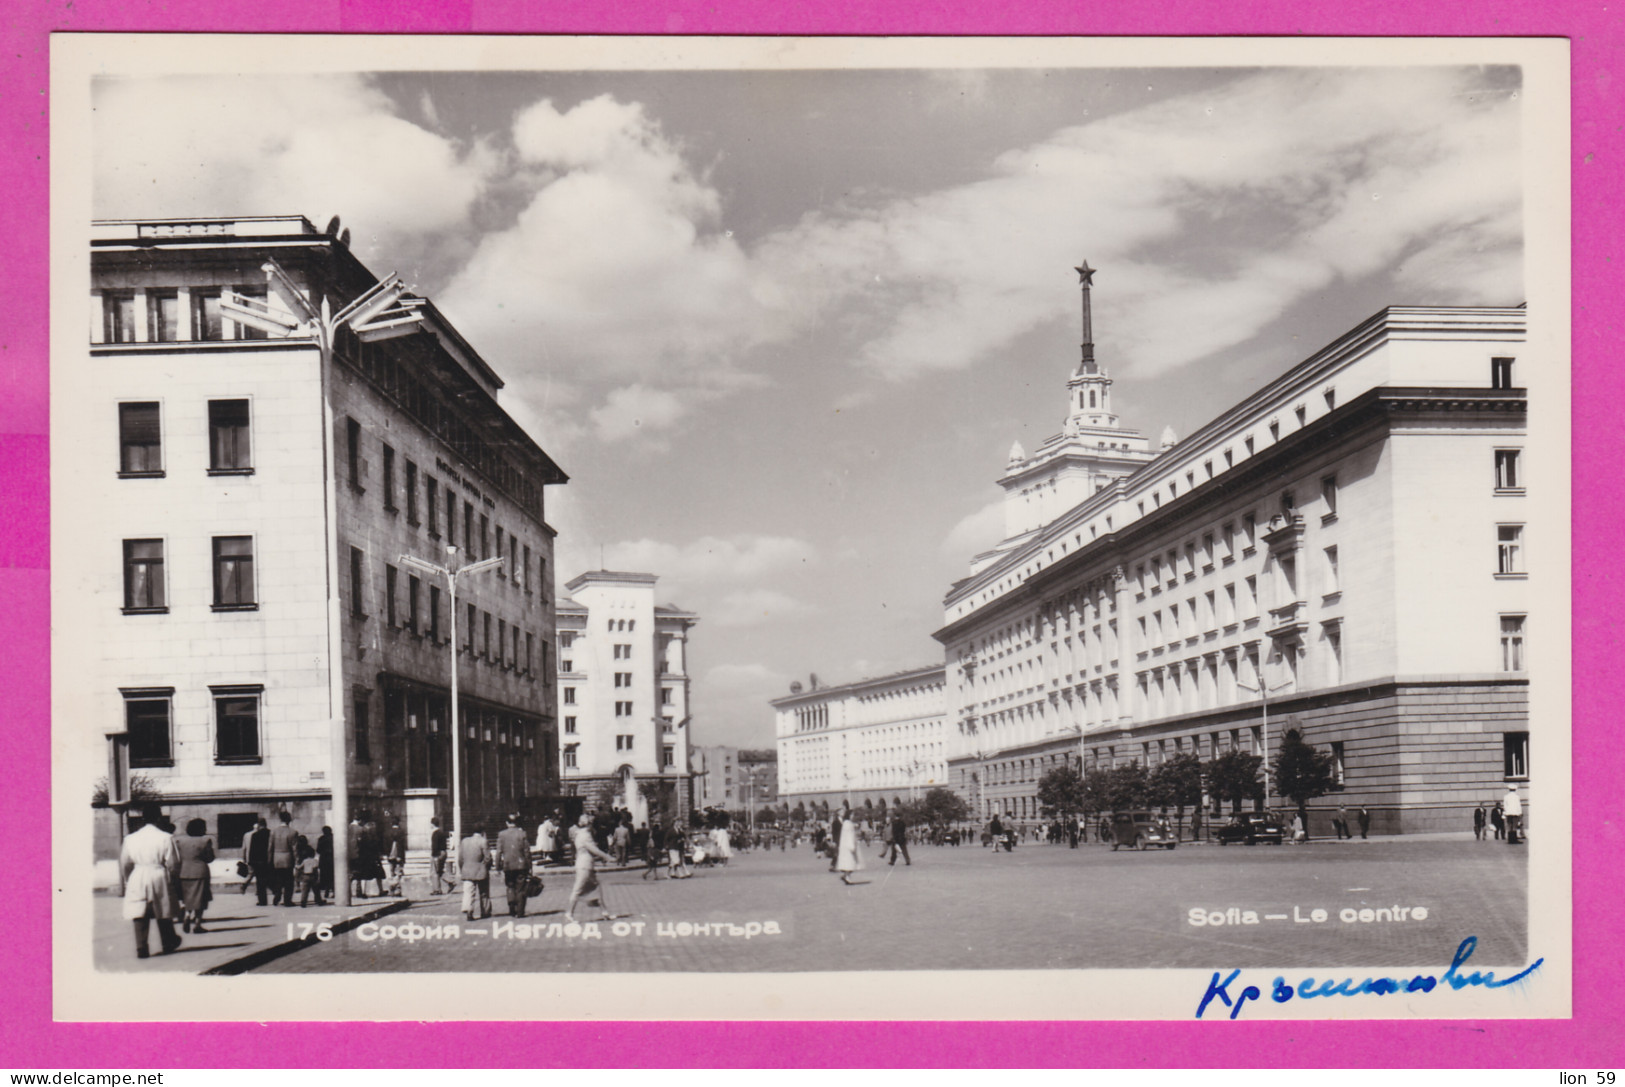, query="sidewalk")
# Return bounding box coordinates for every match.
[92,888,411,975]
